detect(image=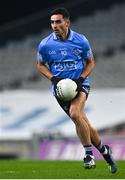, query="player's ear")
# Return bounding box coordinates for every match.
[66,19,70,27]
